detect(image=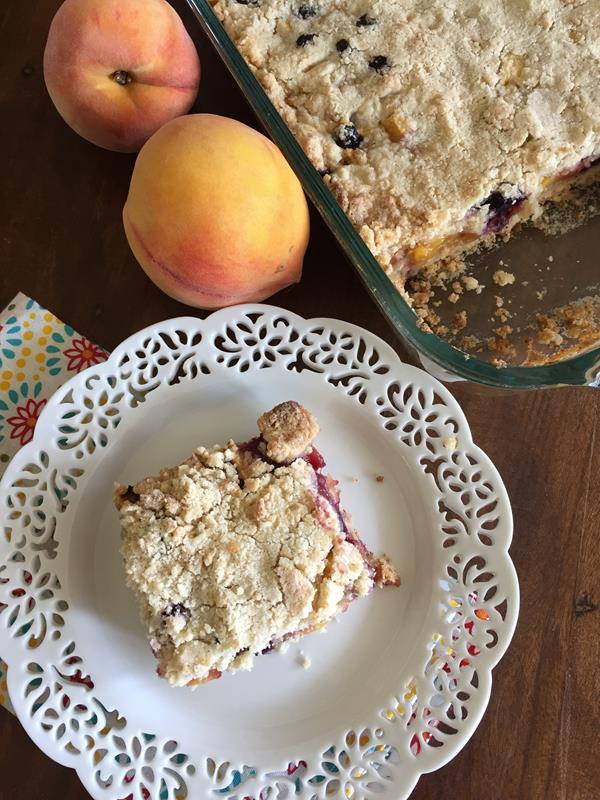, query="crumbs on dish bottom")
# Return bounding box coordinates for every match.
[407,182,600,367]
